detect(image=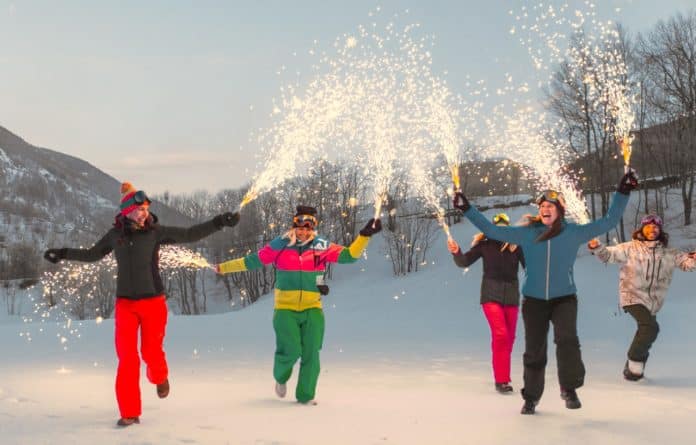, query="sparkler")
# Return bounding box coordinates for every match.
[512,2,637,172]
